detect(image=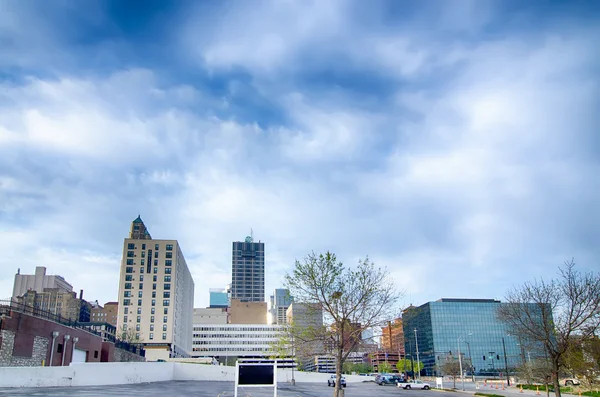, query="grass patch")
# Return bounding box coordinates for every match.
[582,392,600,397]
[475,393,505,397]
